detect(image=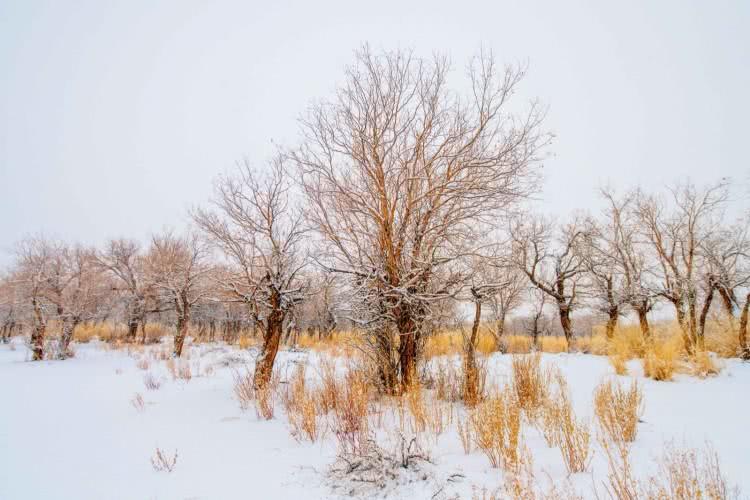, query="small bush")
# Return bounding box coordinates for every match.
[511,353,550,419]
[131,393,146,412]
[687,350,722,378]
[608,354,628,375]
[143,373,162,391]
[469,386,522,470]
[151,447,178,472]
[643,338,680,381]
[594,379,643,443]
